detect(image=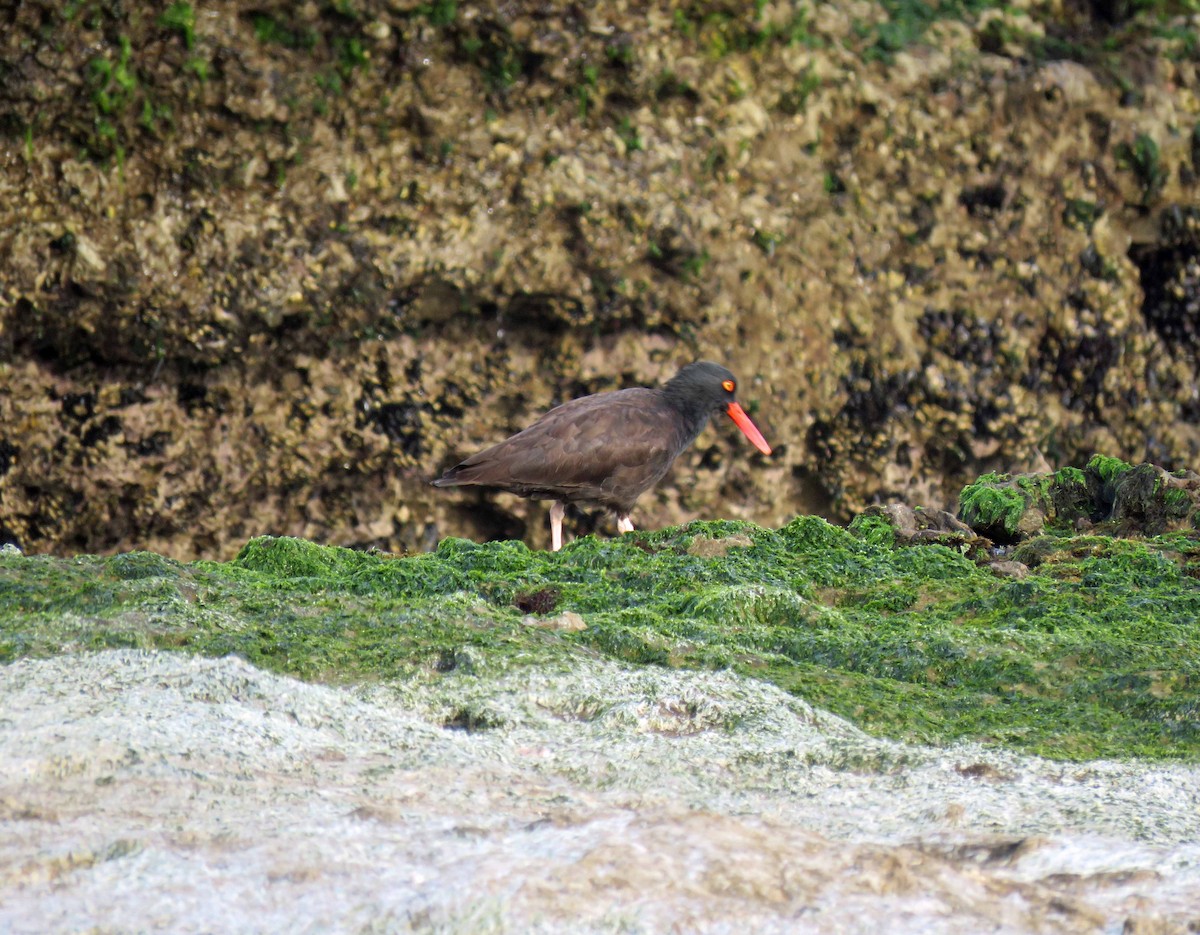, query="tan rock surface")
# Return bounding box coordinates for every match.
[2,1,1199,557]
